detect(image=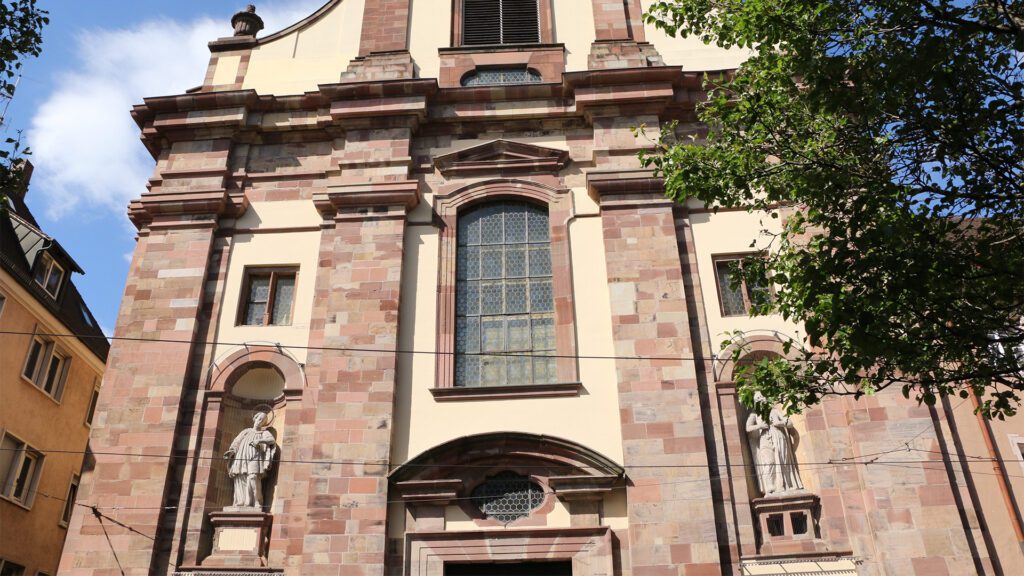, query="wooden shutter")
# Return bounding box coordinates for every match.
[501,0,540,44]
[463,0,501,45]
[462,0,539,46]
